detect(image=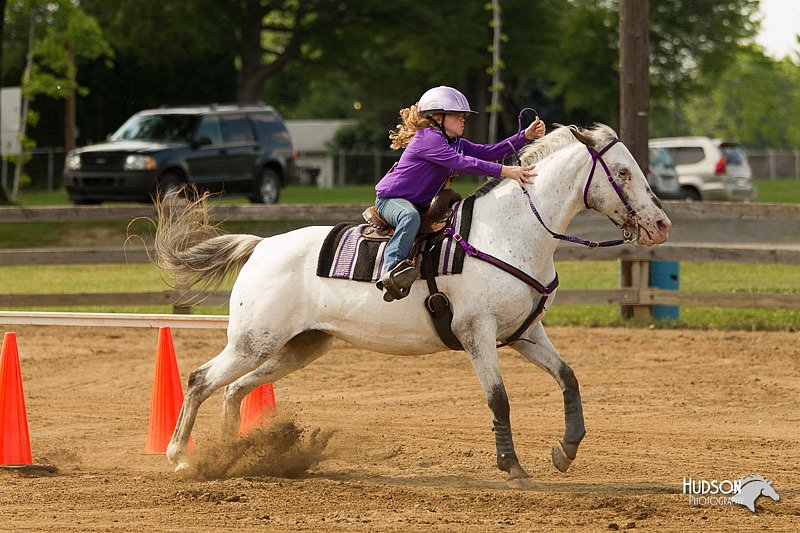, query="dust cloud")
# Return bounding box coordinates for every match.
[186,416,334,480]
